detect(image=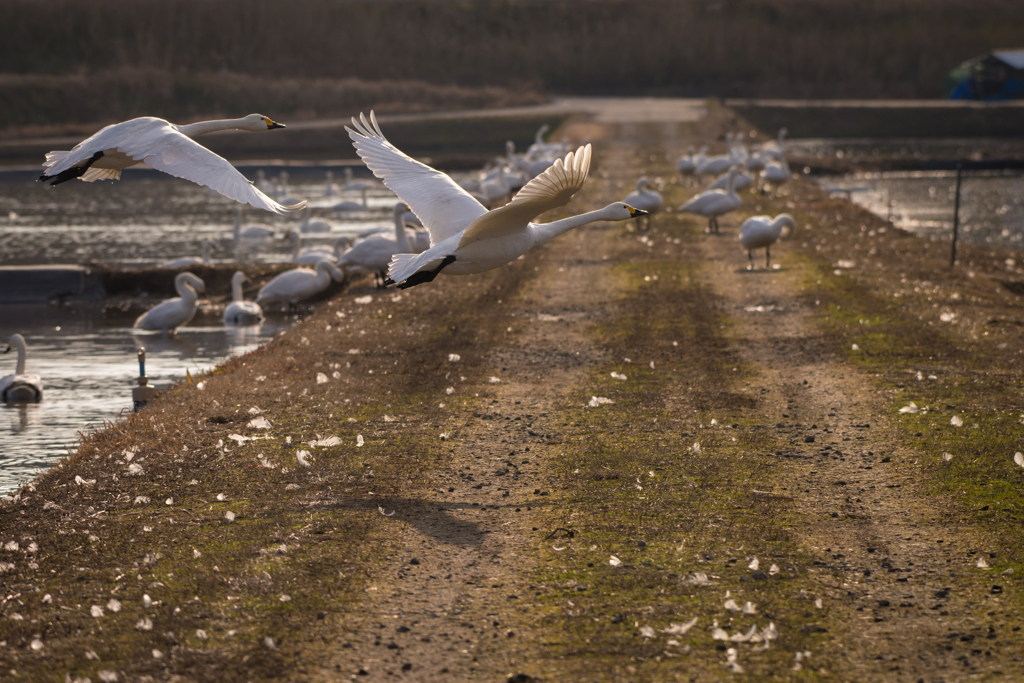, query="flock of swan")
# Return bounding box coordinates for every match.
[6,112,800,403]
[676,128,795,267]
